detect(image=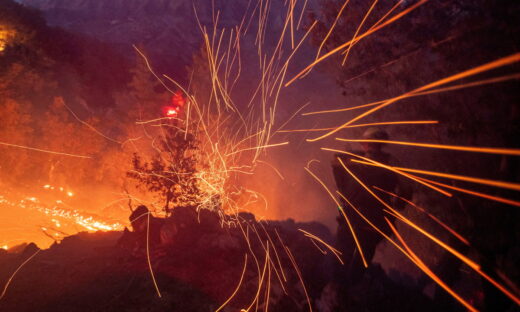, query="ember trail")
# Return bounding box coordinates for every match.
[0,0,519,311]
